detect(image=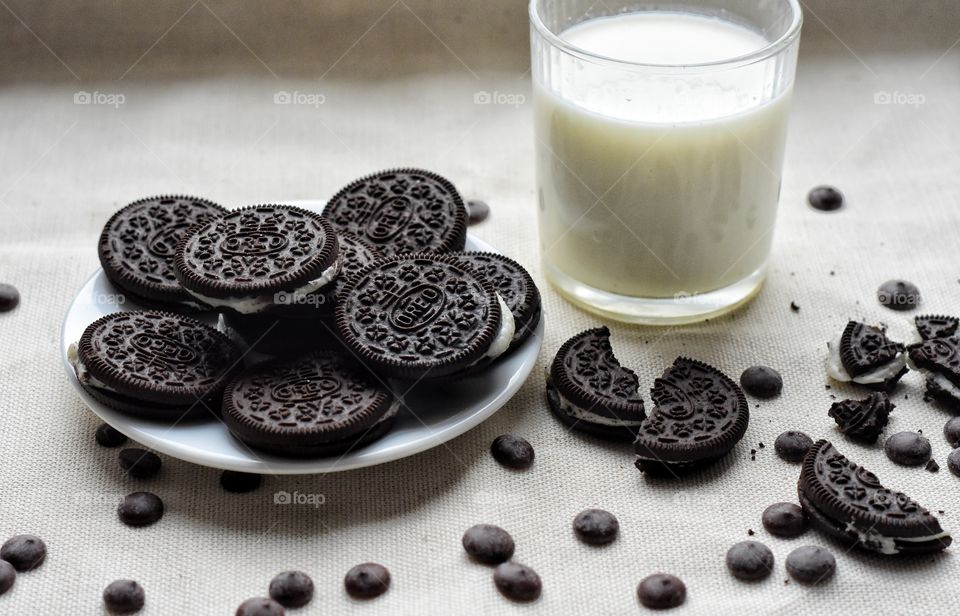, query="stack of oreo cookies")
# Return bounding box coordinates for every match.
[70,169,542,458]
